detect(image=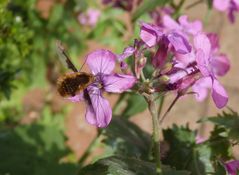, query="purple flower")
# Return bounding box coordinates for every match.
[213,0,239,23]
[192,33,229,108]
[140,22,192,53]
[69,50,136,128]
[78,8,101,27]
[150,7,174,26]
[163,15,202,36]
[195,135,207,144]
[117,46,136,70]
[224,160,239,175]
